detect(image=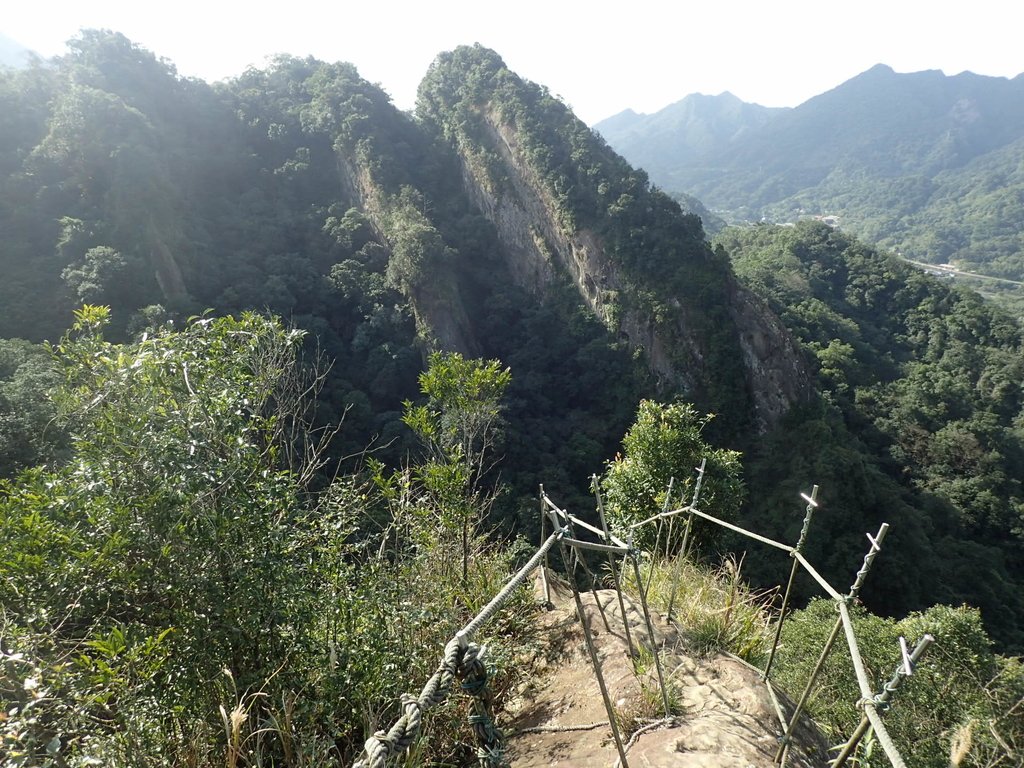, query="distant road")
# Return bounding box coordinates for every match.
[900,258,1024,287]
